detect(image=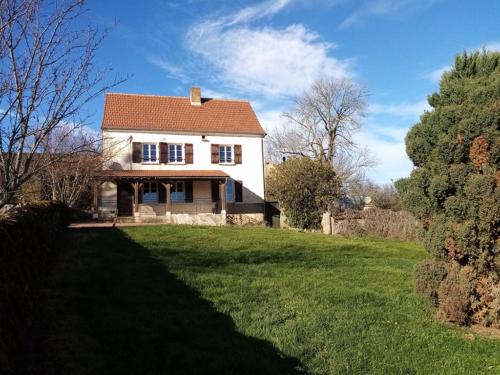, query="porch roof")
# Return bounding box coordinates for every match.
[99,169,229,179]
